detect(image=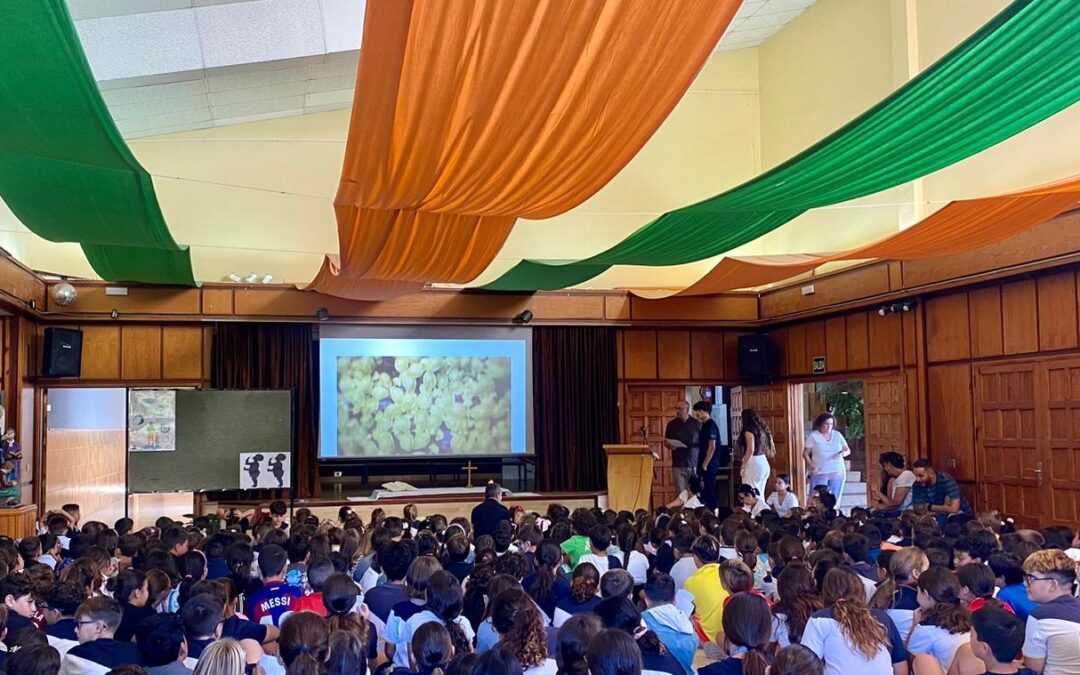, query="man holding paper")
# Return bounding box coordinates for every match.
[664,400,700,494]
